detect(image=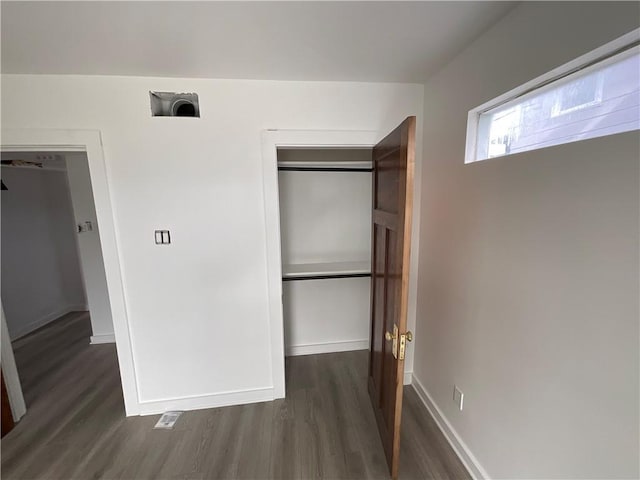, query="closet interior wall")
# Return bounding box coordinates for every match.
[278,148,373,356]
